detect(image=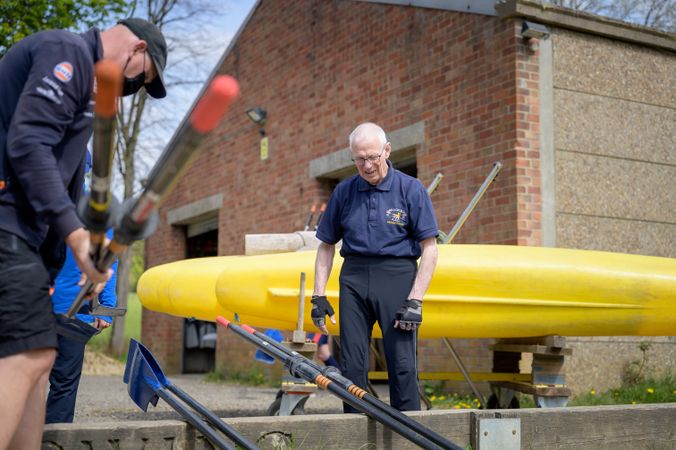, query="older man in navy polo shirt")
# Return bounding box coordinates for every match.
[311,122,439,412]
